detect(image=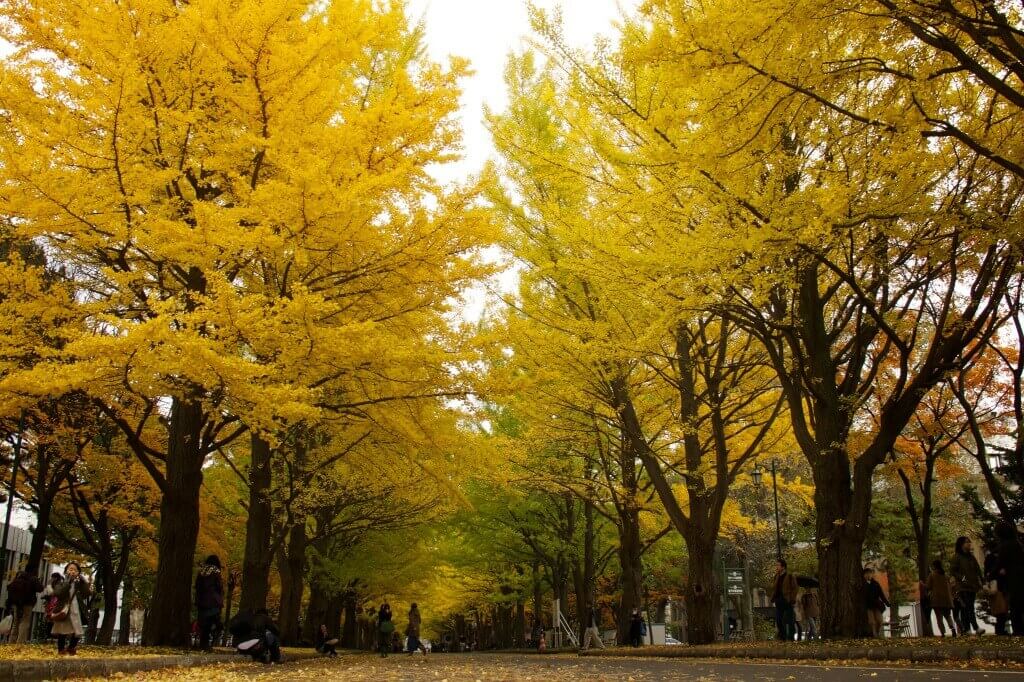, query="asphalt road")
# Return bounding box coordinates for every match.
[229,653,1024,681]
